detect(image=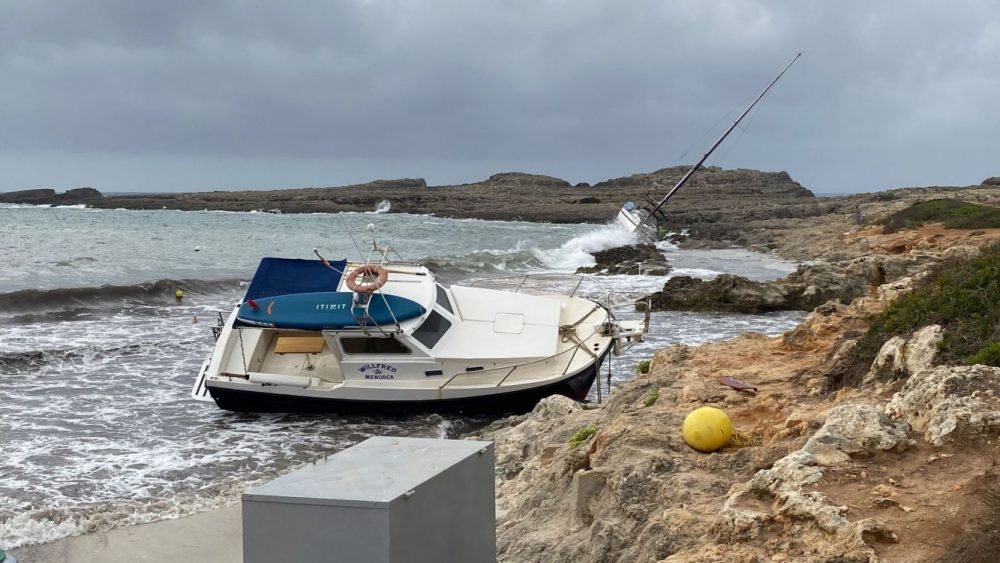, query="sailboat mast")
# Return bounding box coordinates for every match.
[643,52,801,222]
